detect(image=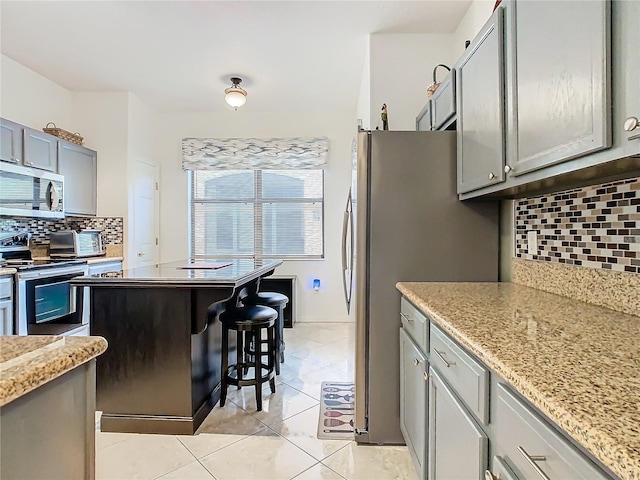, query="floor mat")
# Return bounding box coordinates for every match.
[317,381,355,440]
